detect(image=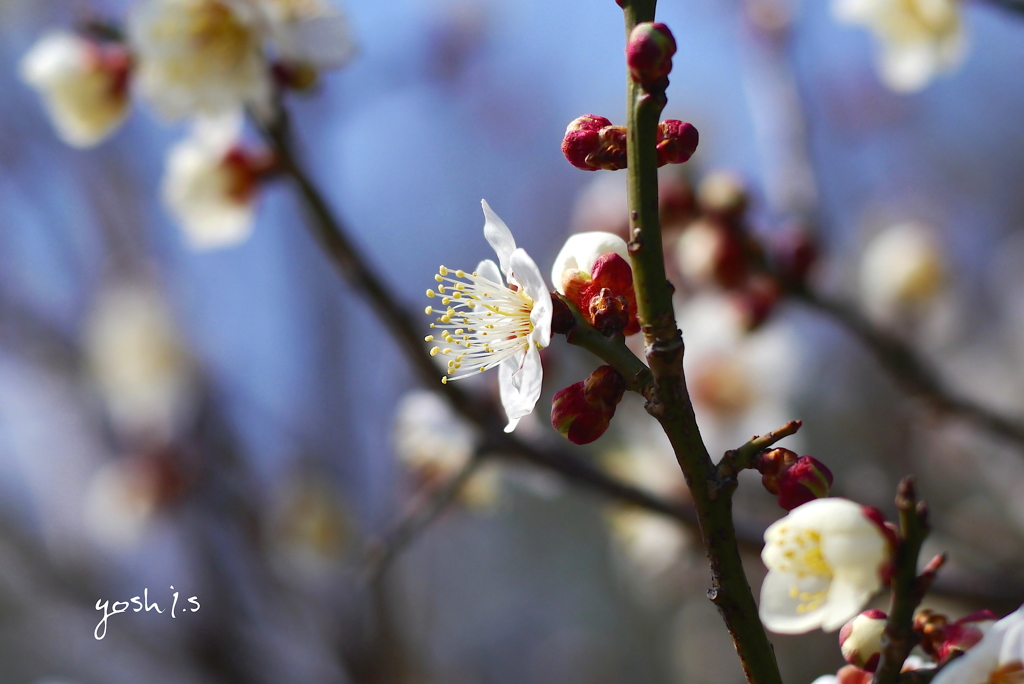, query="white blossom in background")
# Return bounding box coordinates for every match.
[931,606,1024,684]
[82,458,163,550]
[393,389,500,508]
[129,0,272,119]
[426,200,552,432]
[85,283,195,442]
[267,471,355,582]
[128,0,354,120]
[859,223,945,325]
[760,498,893,634]
[256,0,356,70]
[676,293,800,457]
[833,0,965,92]
[601,443,691,583]
[19,31,132,147]
[162,115,270,249]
